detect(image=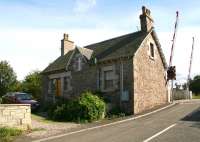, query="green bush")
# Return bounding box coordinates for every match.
[48,91,106,122]
[79,92,106,122]
[0,97,2,104]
